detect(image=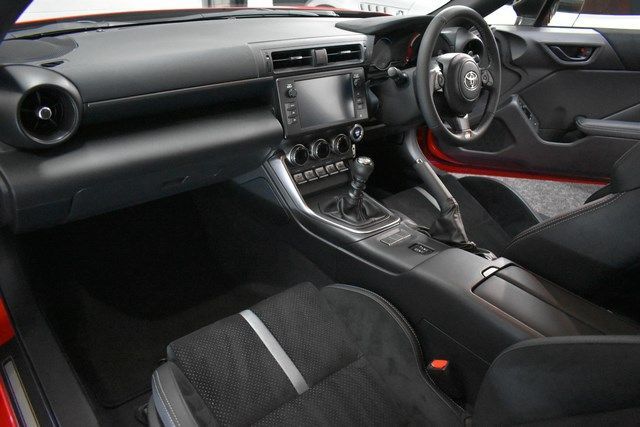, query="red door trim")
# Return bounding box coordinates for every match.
[0,377,18,427]
[0,300,14,348]
[420,129,609,185]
